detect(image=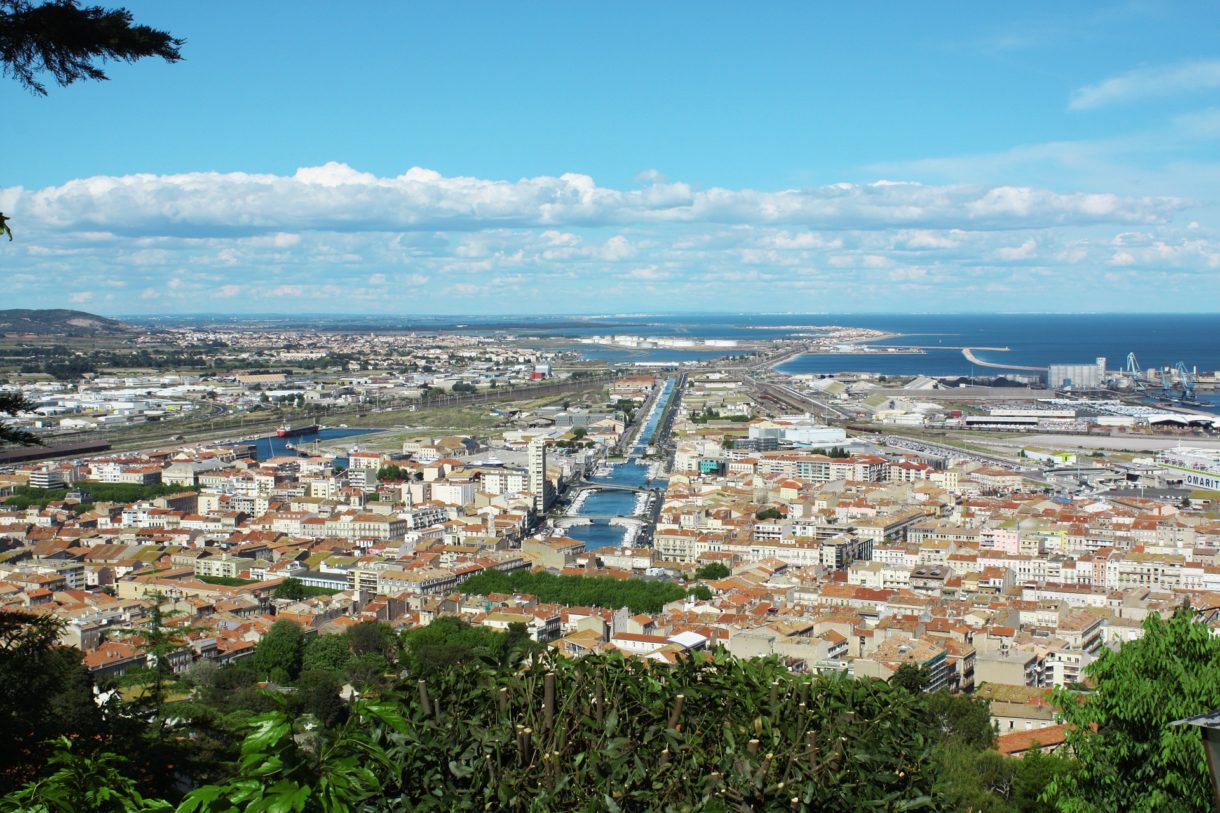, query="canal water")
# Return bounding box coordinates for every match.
[564,378,674,551]
[234,427,380,462]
